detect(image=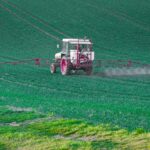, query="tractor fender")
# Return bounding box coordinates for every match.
[55,52,62,60]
